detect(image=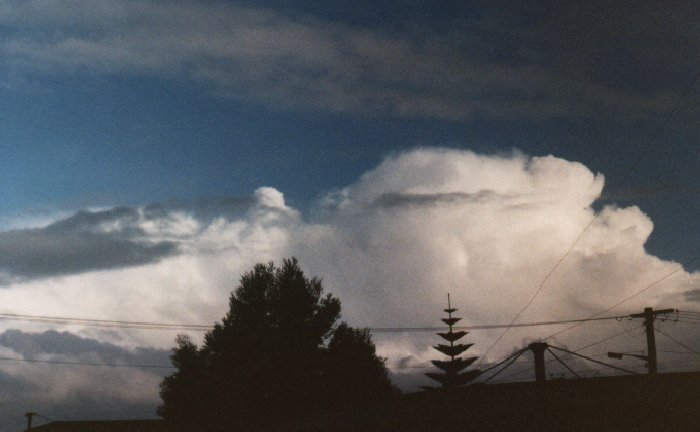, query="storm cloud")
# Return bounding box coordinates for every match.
[0,148,695,351]
[0,148,697,426]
